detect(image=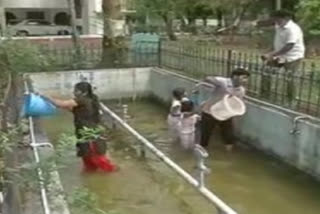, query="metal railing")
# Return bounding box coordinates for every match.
[37,40,320,117]
[24,80,70,214]
[24,80,52,214]
[160,41,320,117]
[38,40,159,71]
[100,103,238,214]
